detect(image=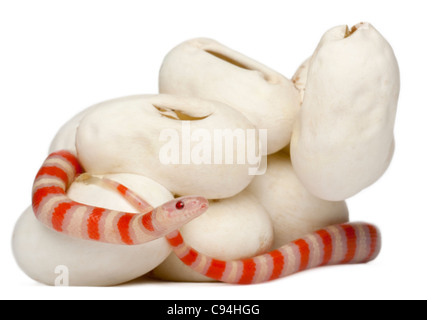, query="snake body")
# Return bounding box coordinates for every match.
[96,172,381,285]
[32,150,208,245]
[32,150,381,284]
[166,222,380,284]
